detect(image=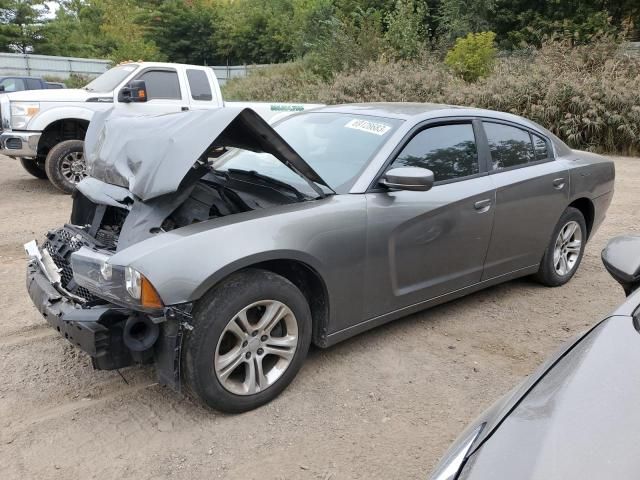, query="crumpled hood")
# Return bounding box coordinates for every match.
[82,107,330,201]
[459,314,640,479]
